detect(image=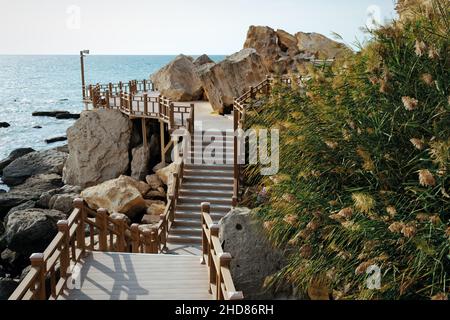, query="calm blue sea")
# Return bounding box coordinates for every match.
[0,55,225,162]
